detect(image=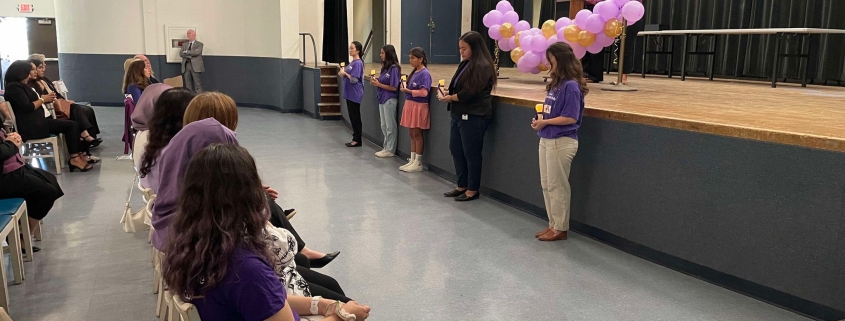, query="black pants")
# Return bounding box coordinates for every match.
[45,118,83,155]
[0,165,64,220]
[347,100,362,143]
[449,114,490,191]
[70,104,100,137]
[622,20,645,75]
[297,266,351,302]
[582,52,604,83]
